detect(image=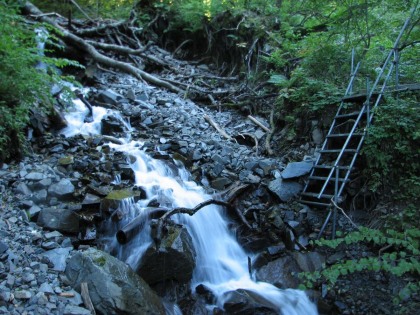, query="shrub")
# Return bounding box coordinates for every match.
[0,2,79,162]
